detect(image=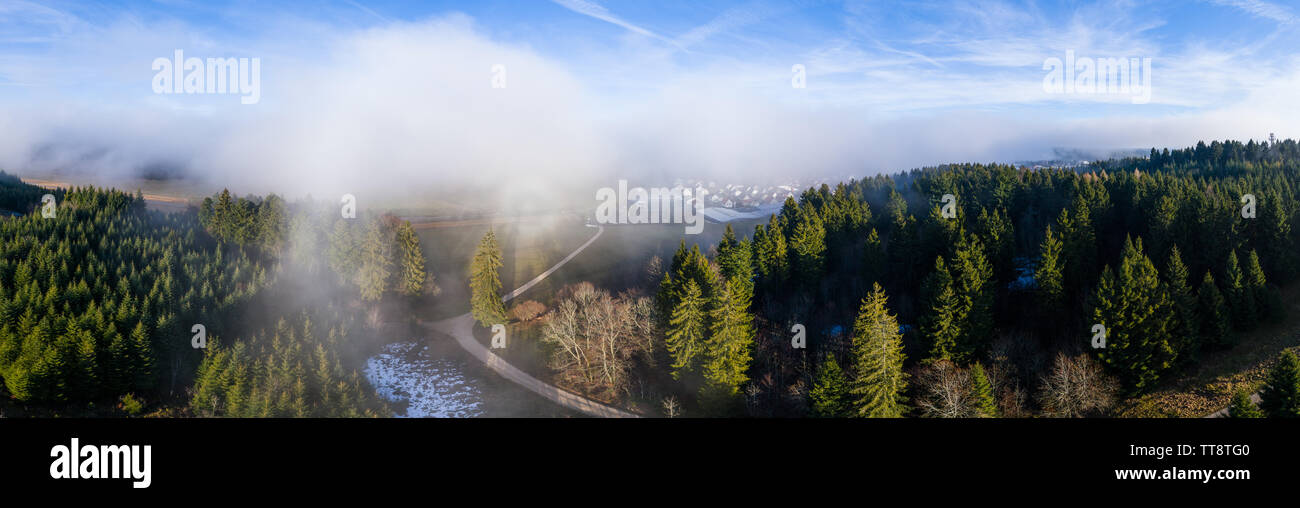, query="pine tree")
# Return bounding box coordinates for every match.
[394,221,428,296]
[1093,237,1176,394]
[919,256,961,361]
[1197,272,1232,349]
[849,283,908,417]
[1227,389,1263,418]
[969,362,998,417]
[1259,350,1300,418]
[469,229,507,327]
[809,356,851,418]
[665,279,706,380]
